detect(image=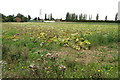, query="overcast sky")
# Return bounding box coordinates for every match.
[0,0,119,20]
